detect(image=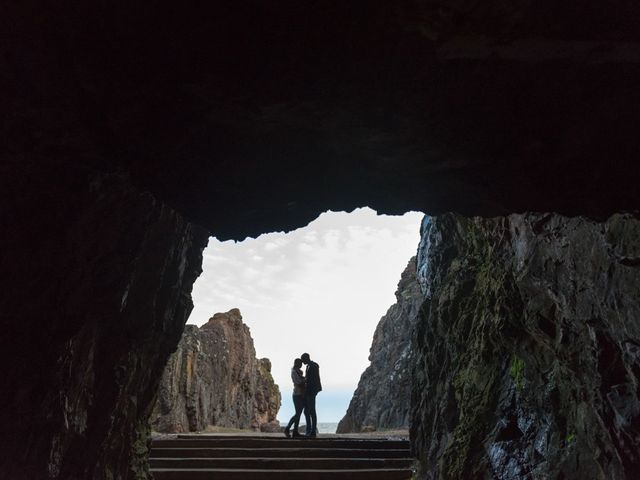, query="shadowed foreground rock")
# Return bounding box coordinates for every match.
[152,309,281,432]
[0,172,209,480]
[412,213,640,479]
[338,257,424,433]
